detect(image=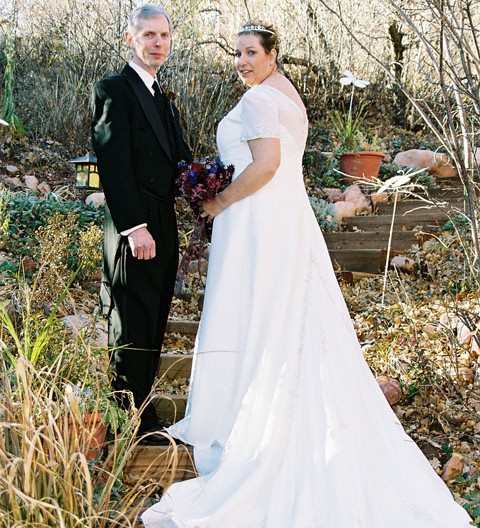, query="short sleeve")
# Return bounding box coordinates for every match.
[240,86,280,141]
